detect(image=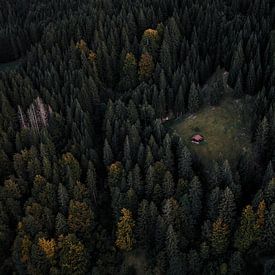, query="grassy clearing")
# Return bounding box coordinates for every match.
[170,97,251,166]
